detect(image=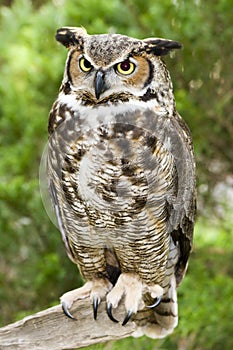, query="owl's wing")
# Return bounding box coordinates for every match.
[49,178,76,264]
[167,112,196,285]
